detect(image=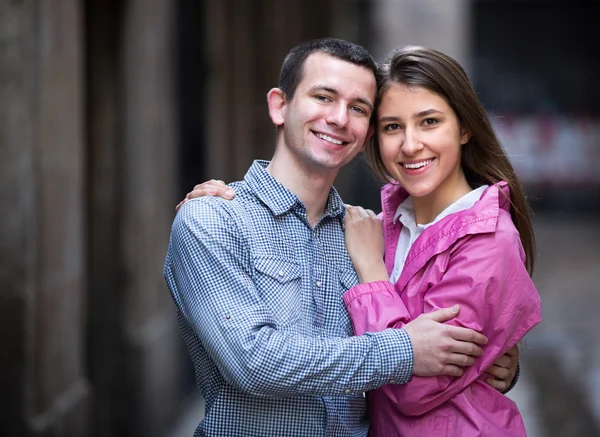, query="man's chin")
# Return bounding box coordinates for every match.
[308,159,346,173]
[310,151,358,171]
